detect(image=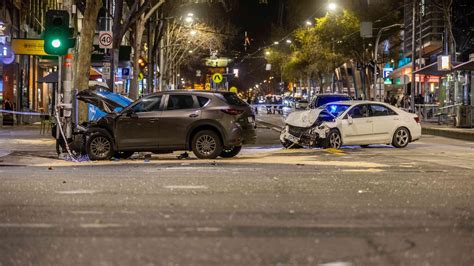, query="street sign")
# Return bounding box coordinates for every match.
[99,31,113,49]
[196,70,201,77]
[138,72,144,81]
[212,73,223,84]
[122,68,130,79]
[383,67,393,78]
[12,39,48,56]
[229,86,238,93]
[102,62,111,79]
